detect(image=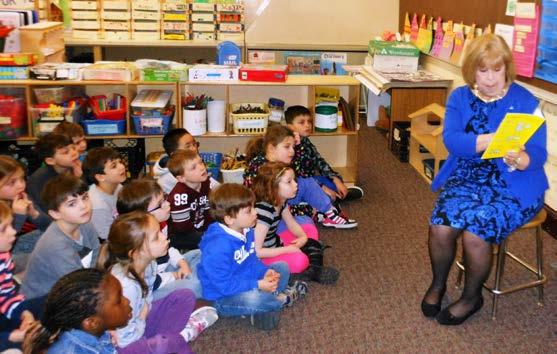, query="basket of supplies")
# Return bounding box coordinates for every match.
[229,103,270,135]
[90,94,127,121]
[132,105,175,135]
[221,168,245,184]
[199,152,223,179]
